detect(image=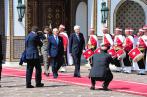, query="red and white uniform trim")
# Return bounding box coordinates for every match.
[123,35,134,51]
[88,35,99,48]
[114,35,125,48]
[103,34,113,47]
